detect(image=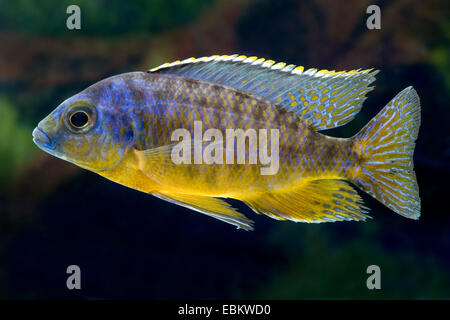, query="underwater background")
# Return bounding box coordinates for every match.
[0,0,449,299]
